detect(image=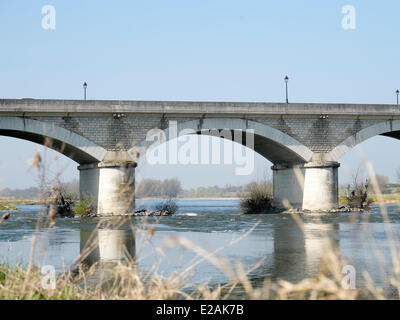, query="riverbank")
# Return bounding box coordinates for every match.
[339,193,400,206]
[142,196,400,205]
[2,195,400,212]
[0,198,43,210]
